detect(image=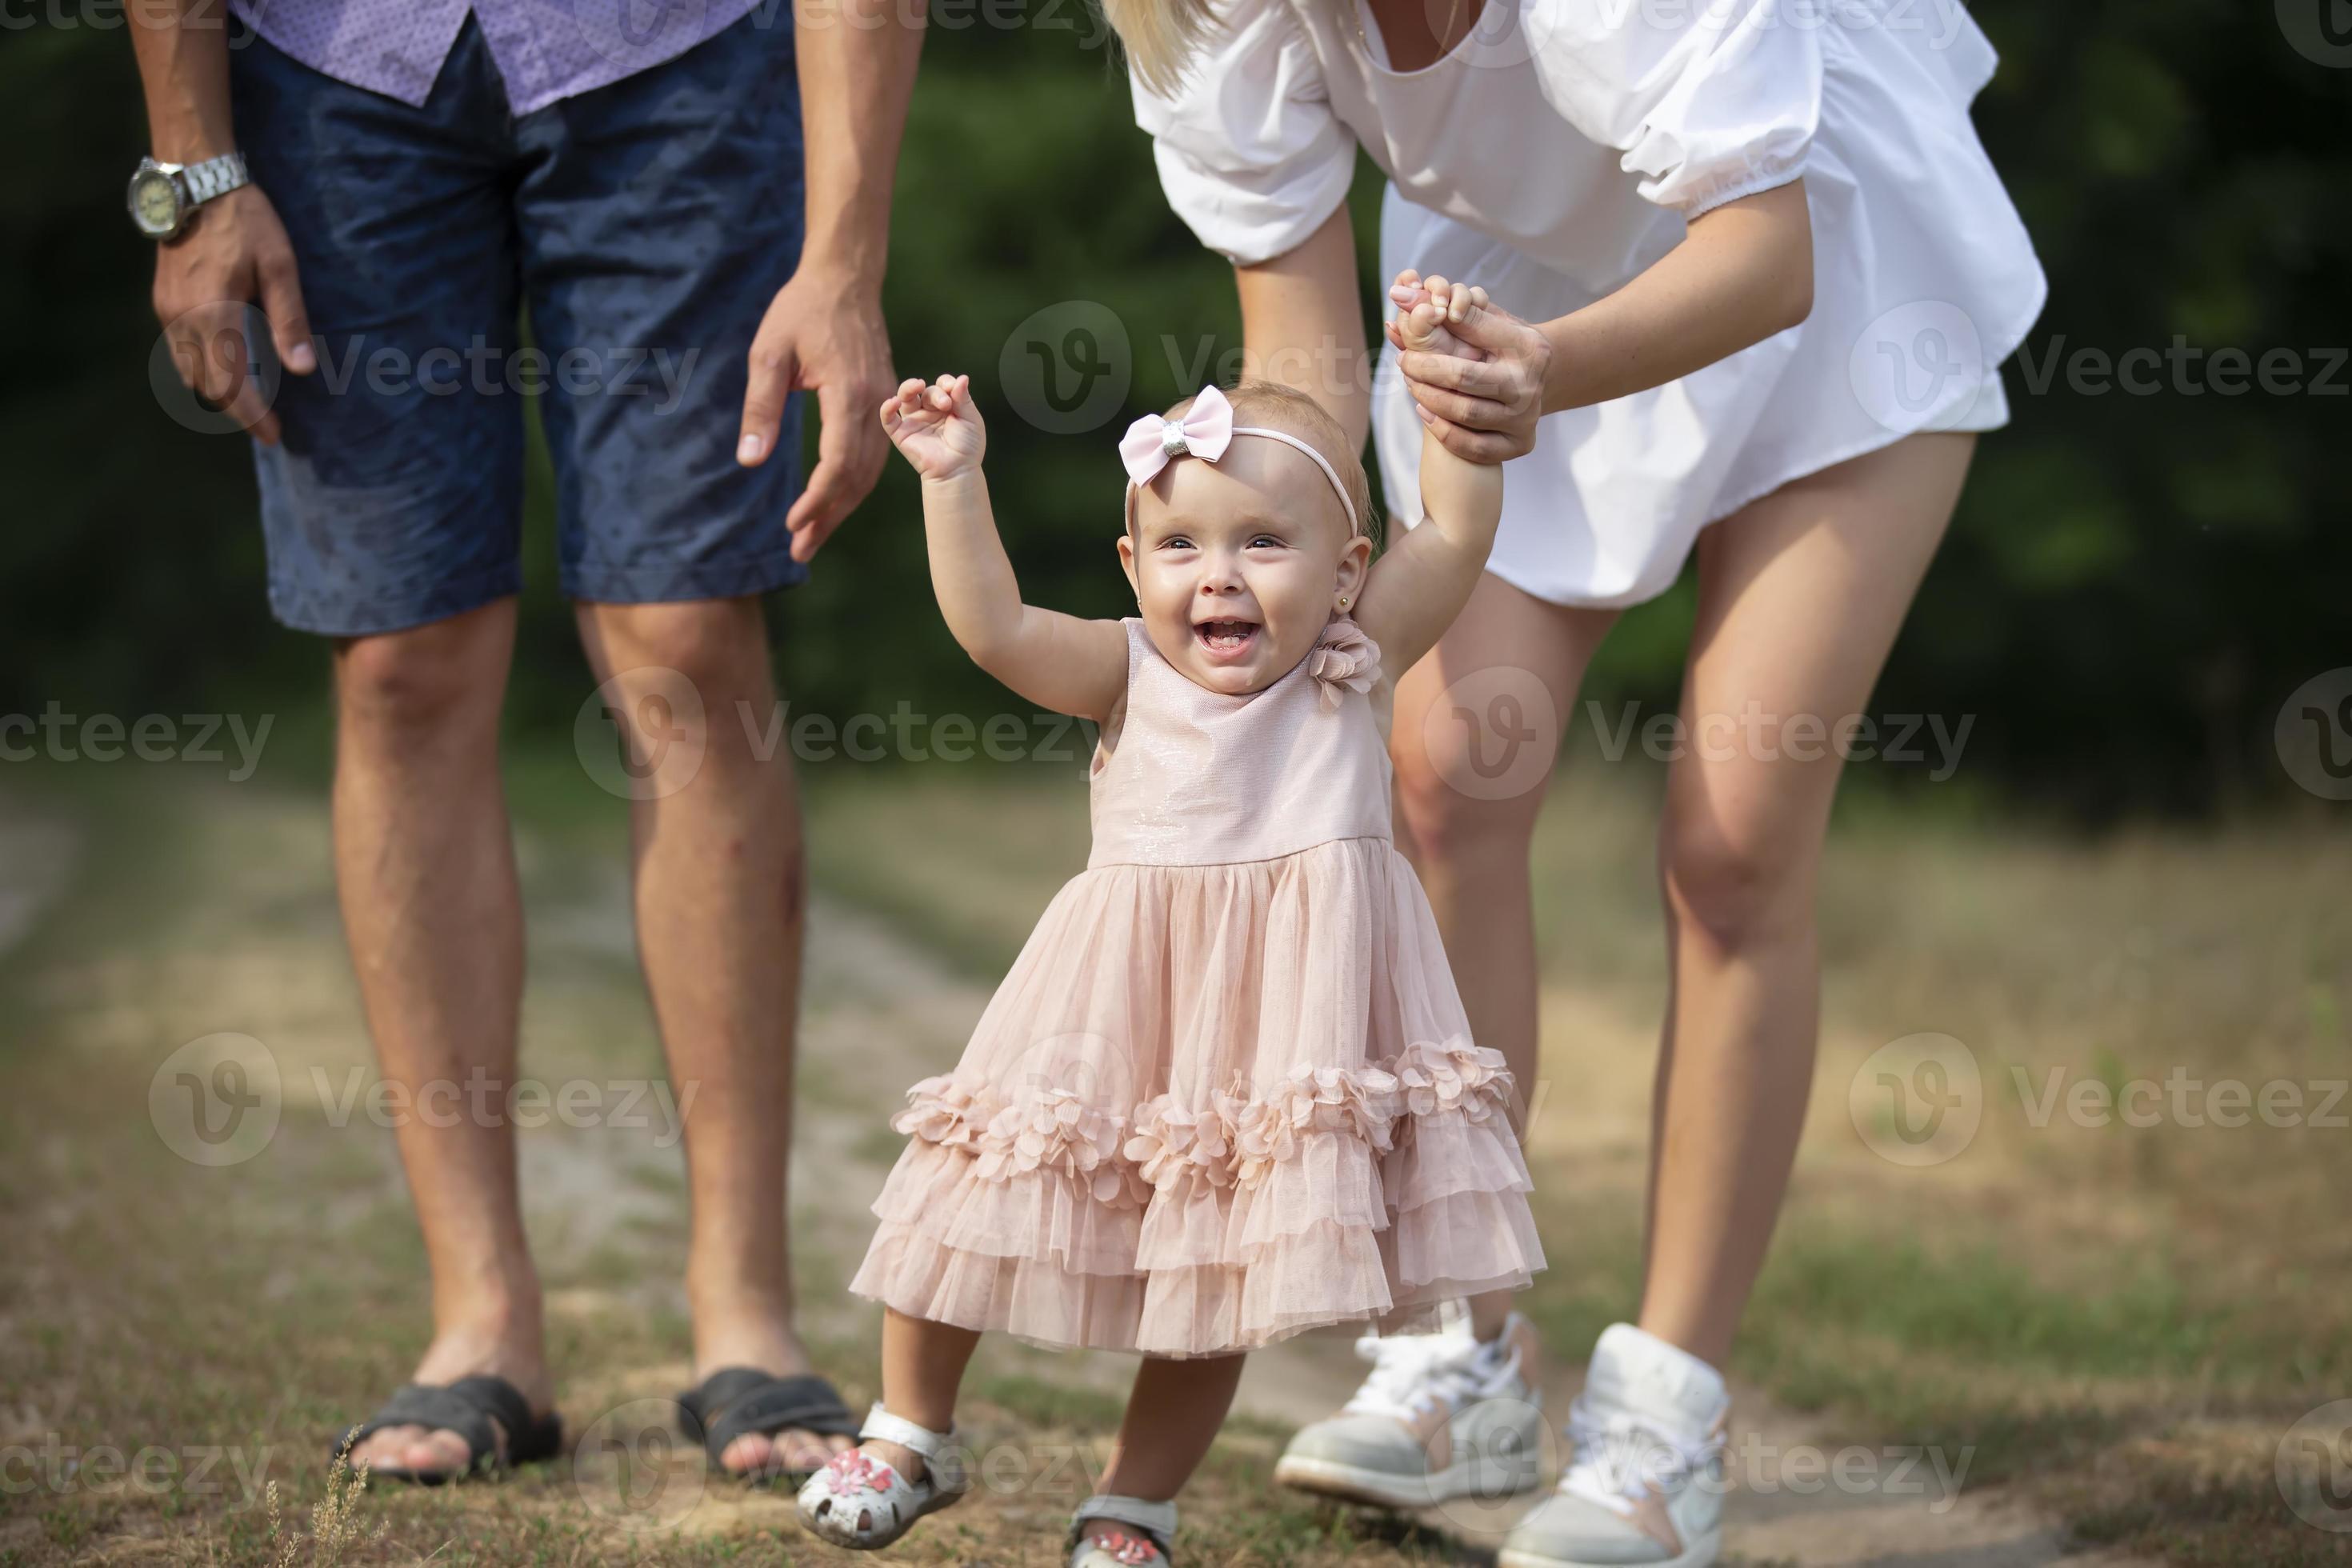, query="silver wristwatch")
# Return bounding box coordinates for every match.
[127,152,252,242]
